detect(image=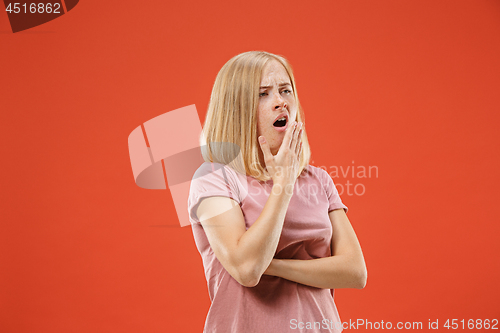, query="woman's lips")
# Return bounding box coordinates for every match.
[273,120,288,132]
